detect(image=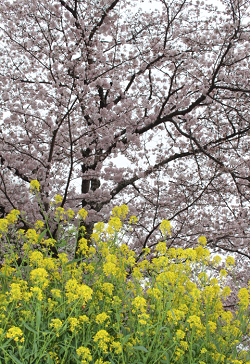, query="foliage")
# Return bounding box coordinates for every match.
[0,186,250,363]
